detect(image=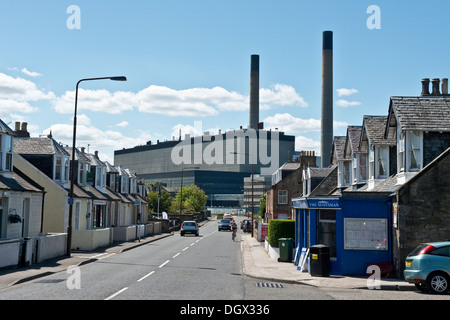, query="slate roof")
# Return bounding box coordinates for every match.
[0,119,16,136]
[14,137,69,156]
[361,116,396,146]
[387,96,450,132]
[0,168,43,193]
[344,126,363,158]
[64,147,90,162]
[331,136,347,162]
